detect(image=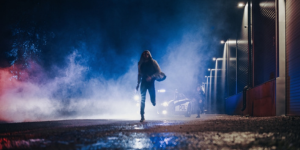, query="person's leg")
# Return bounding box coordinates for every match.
[148,81,156,106]
[140,82,147,121]
[196,100,201,118]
